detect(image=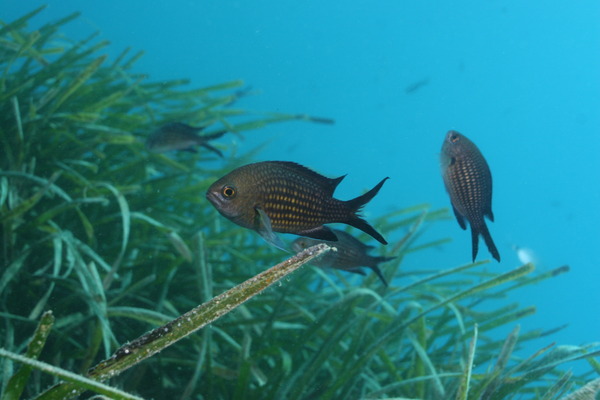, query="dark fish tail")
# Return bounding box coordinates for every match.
[472,222,500,262]
[372,256,396,265]
[346,218,387,245]
[369,256,395,286]
[344,177,389,245]
[470,227,480,262]
[480,222,501,262]
[369,265,388,286]
[346,177,389,211]
[202,129,228,141]
[201,143,224,158]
